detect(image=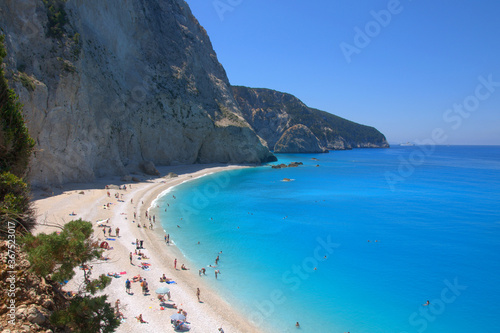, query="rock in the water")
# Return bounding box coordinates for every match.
[288,162,303,167]
[274,125,328,153]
